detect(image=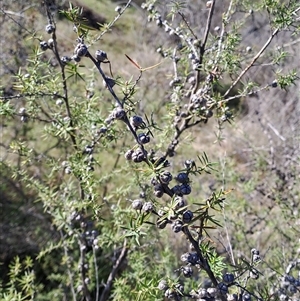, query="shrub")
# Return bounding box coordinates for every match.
[1,0,300,300]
